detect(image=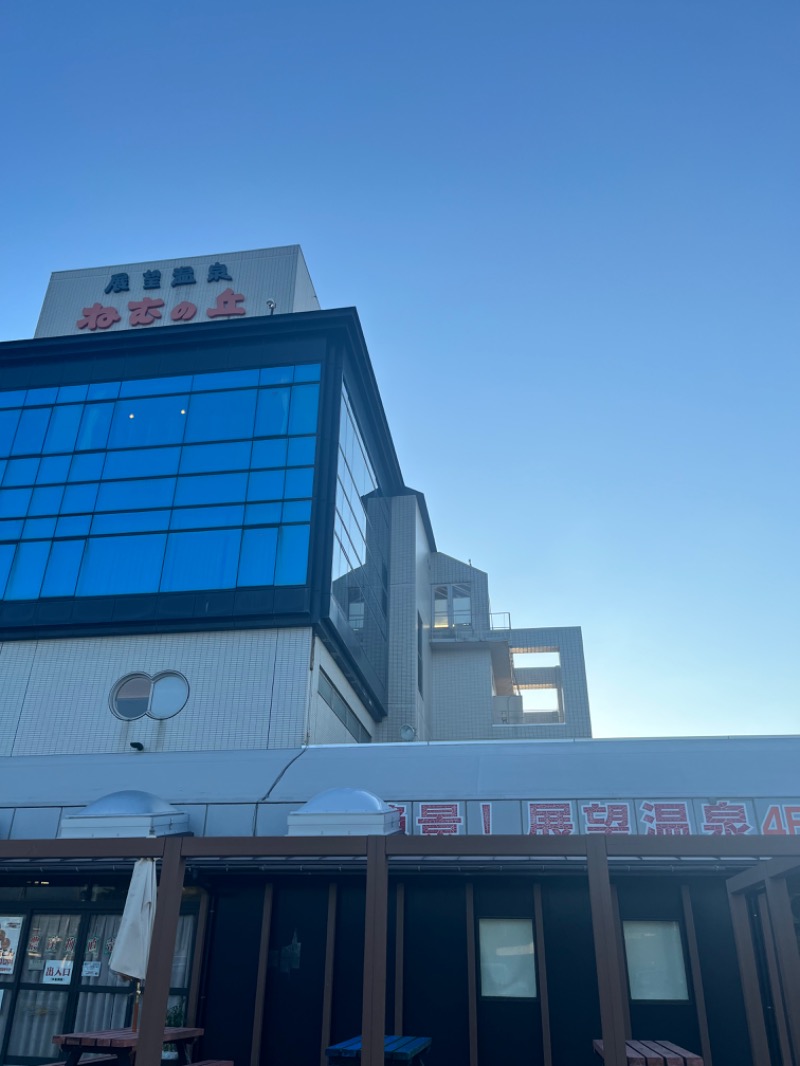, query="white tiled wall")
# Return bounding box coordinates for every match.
[0,628,313,756]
